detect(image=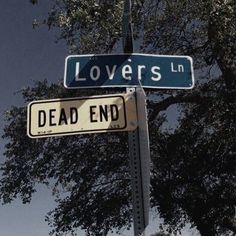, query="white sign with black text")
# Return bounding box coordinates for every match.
[27,93,137,138]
